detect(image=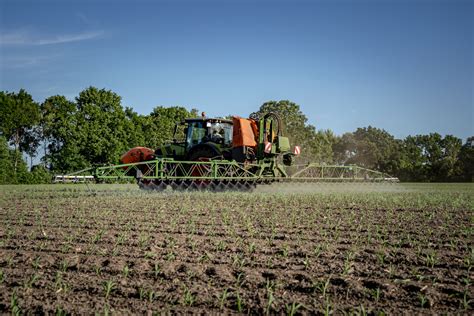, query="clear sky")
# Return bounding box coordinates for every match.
[1,0,472,140]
